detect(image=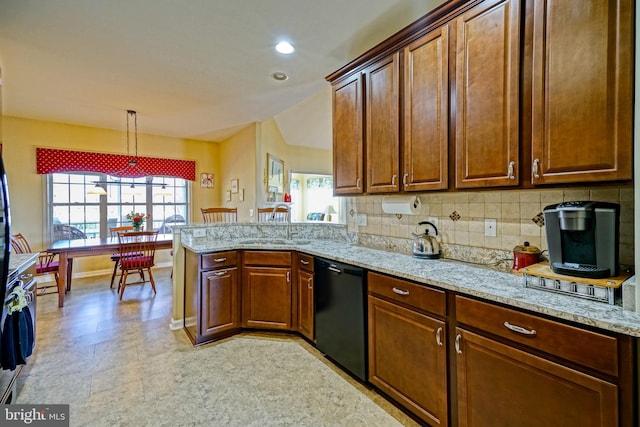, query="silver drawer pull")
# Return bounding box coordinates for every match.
[503,321,537,336]
[392,287,409,296]
[213,257,227,262]
[455,334,462,354]
[300,259,310,265]
[436,327,443,346]
[213,271,228,277]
